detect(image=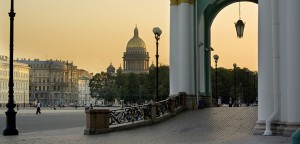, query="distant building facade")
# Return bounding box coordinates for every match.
[77,69,93,105]
[123,27,150,74]
[15,58,79,106]
[0,56,30,107]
